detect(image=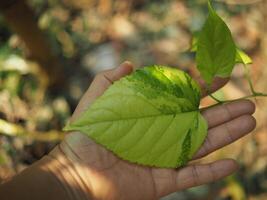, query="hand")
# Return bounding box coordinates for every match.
[56,62,256,200]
